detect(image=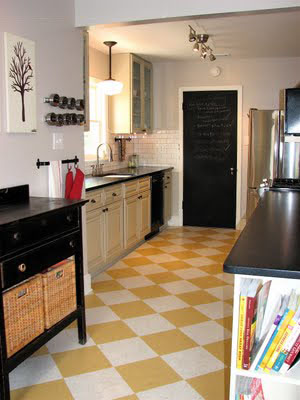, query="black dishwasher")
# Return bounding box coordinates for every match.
[145,173,164,239]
